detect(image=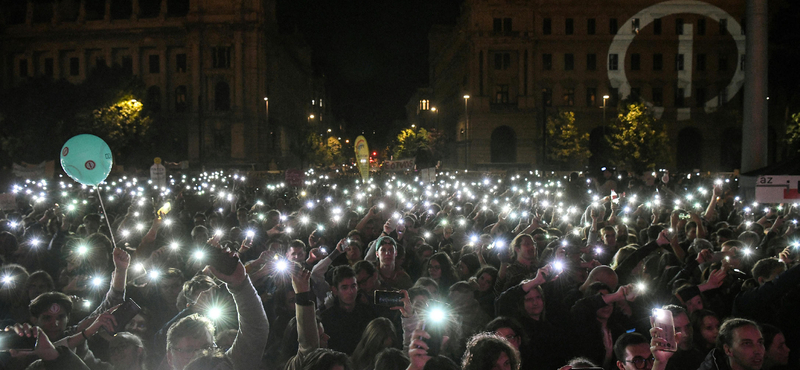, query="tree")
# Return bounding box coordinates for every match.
[546,111,591,167]
[303,132,344,168]
[784,112,800,153]
[607,102,671,173]
[75,98,152,161]
[391,128,447,168]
